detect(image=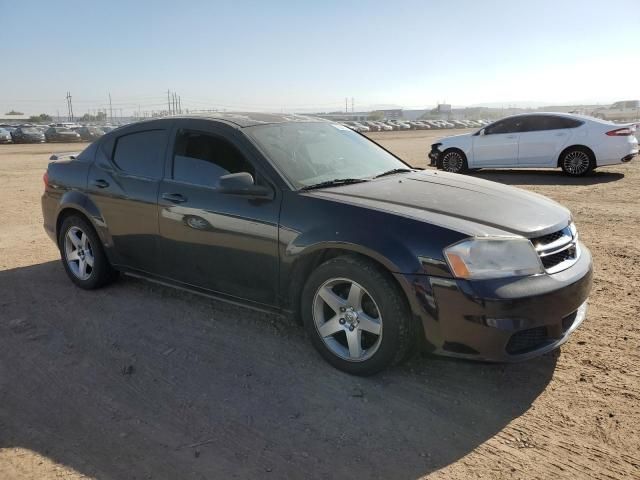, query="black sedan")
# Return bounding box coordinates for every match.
[45,127,82,143]
[41,113,592,375]
[11,126,46,143]
[77,126,105,141]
